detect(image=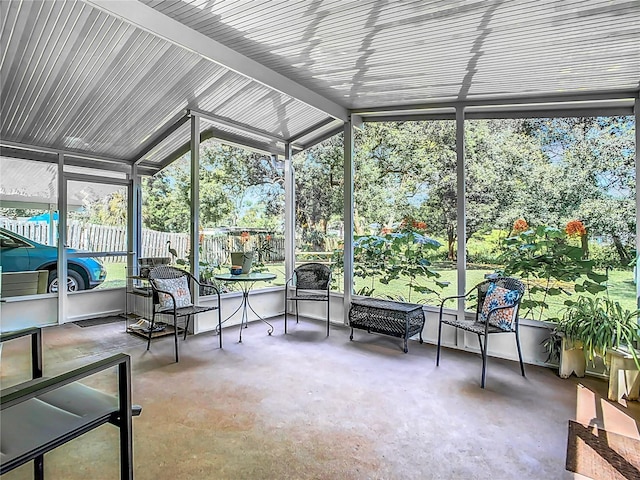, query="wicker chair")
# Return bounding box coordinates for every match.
[436,277,526,388]
[284,263,331,336]
[148,266,221,362]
